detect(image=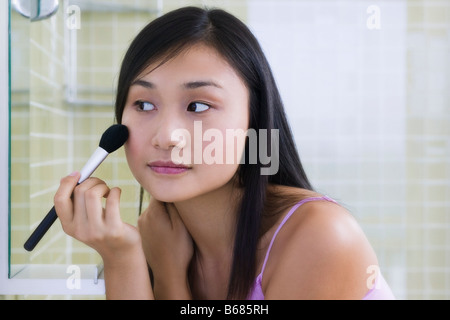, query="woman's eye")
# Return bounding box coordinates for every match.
[187,102,210,113]
[135,100,155,111]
